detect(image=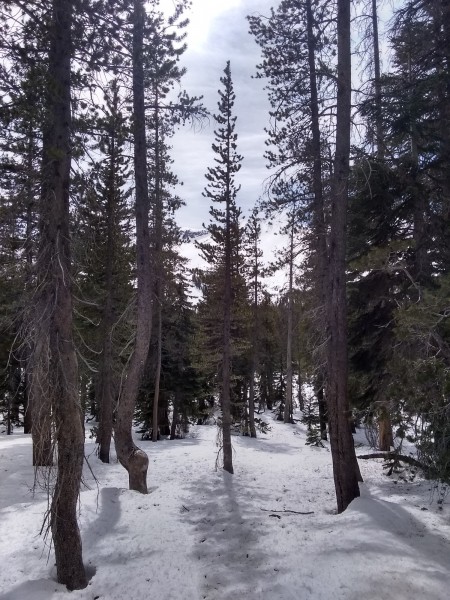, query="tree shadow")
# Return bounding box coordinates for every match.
[0,577,65,600]
[180,471,291,599]
[82,486,122,555]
